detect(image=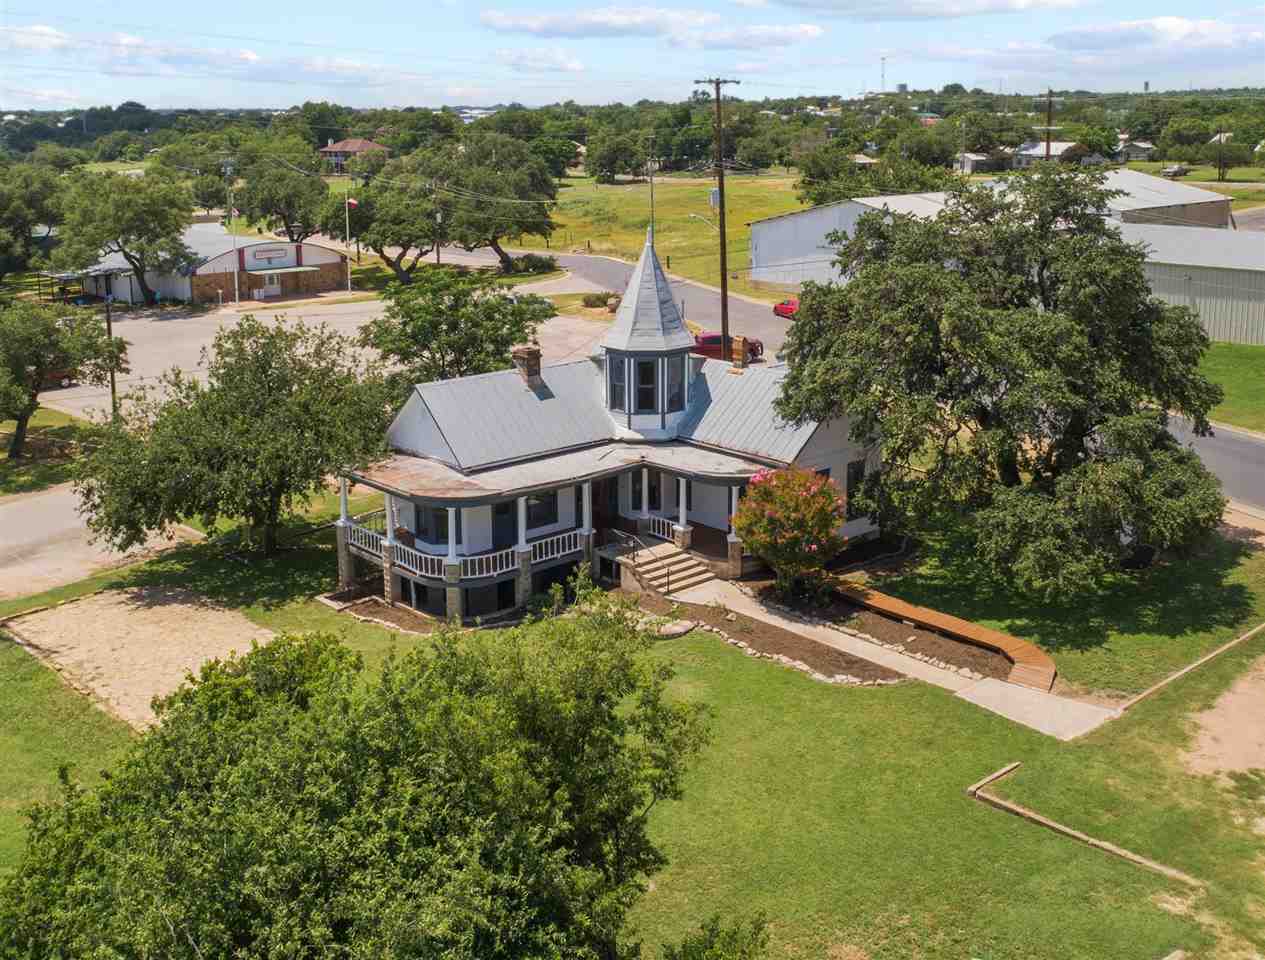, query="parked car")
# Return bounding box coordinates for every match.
[773,297,799,319]
[692,331,764,363]
[41,367,76,389]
